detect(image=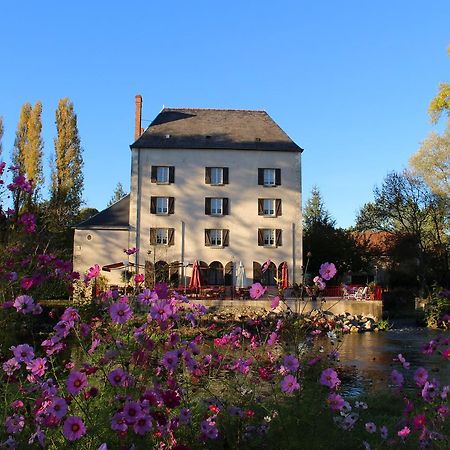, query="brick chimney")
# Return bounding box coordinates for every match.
[134,94,143,141]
